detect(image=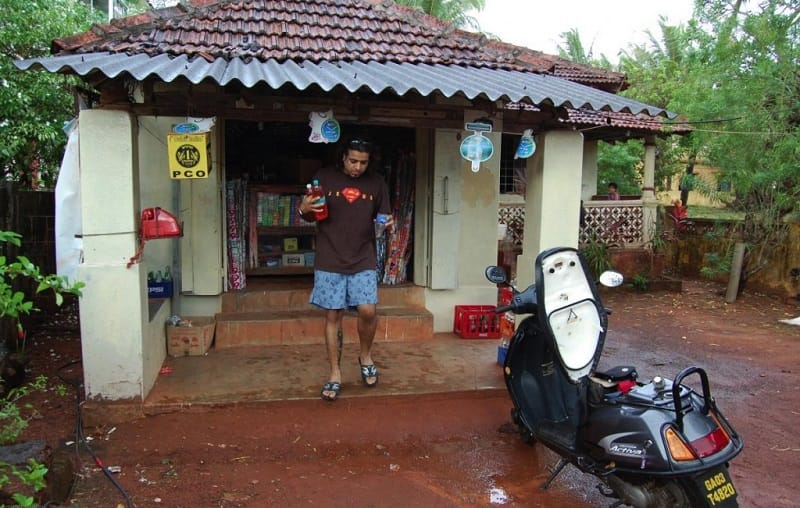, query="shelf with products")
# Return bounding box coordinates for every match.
[247,184,317,275]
